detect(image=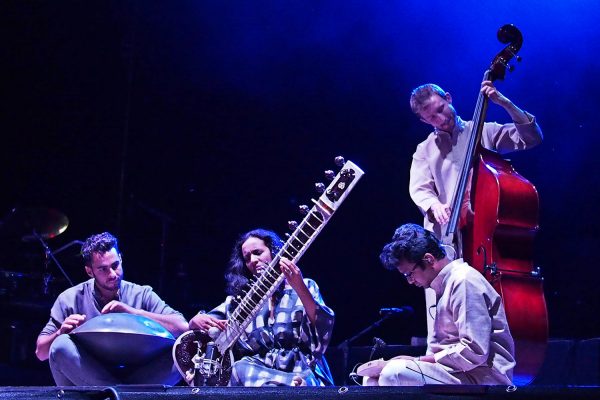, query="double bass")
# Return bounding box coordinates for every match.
[445,24,548,385]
